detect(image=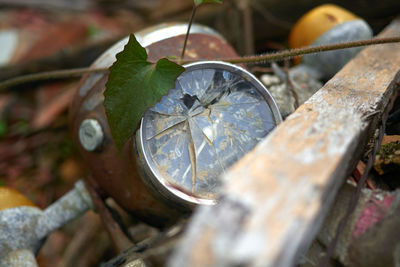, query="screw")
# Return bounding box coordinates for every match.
[79,119,104,151]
